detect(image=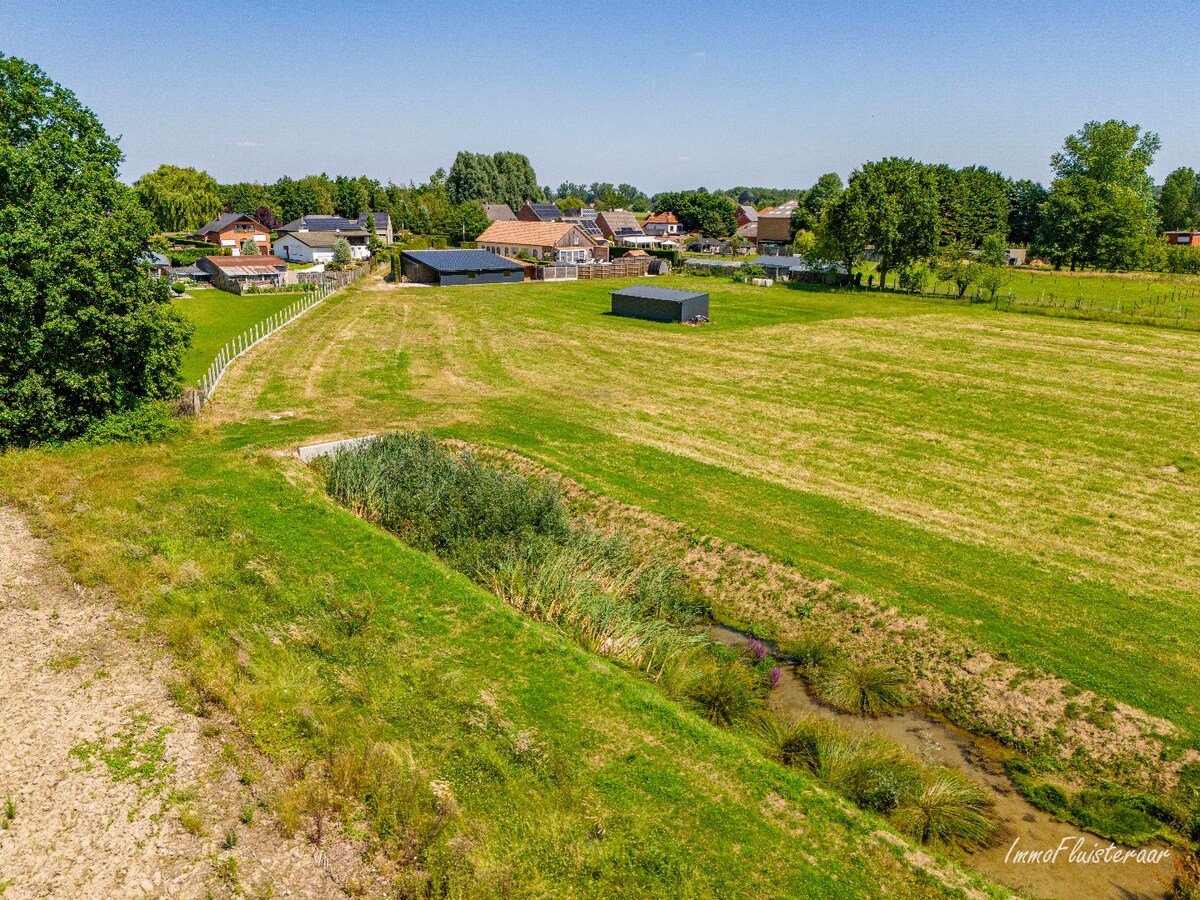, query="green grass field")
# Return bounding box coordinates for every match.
[206,275,1200,745]
[173,286,304,384]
